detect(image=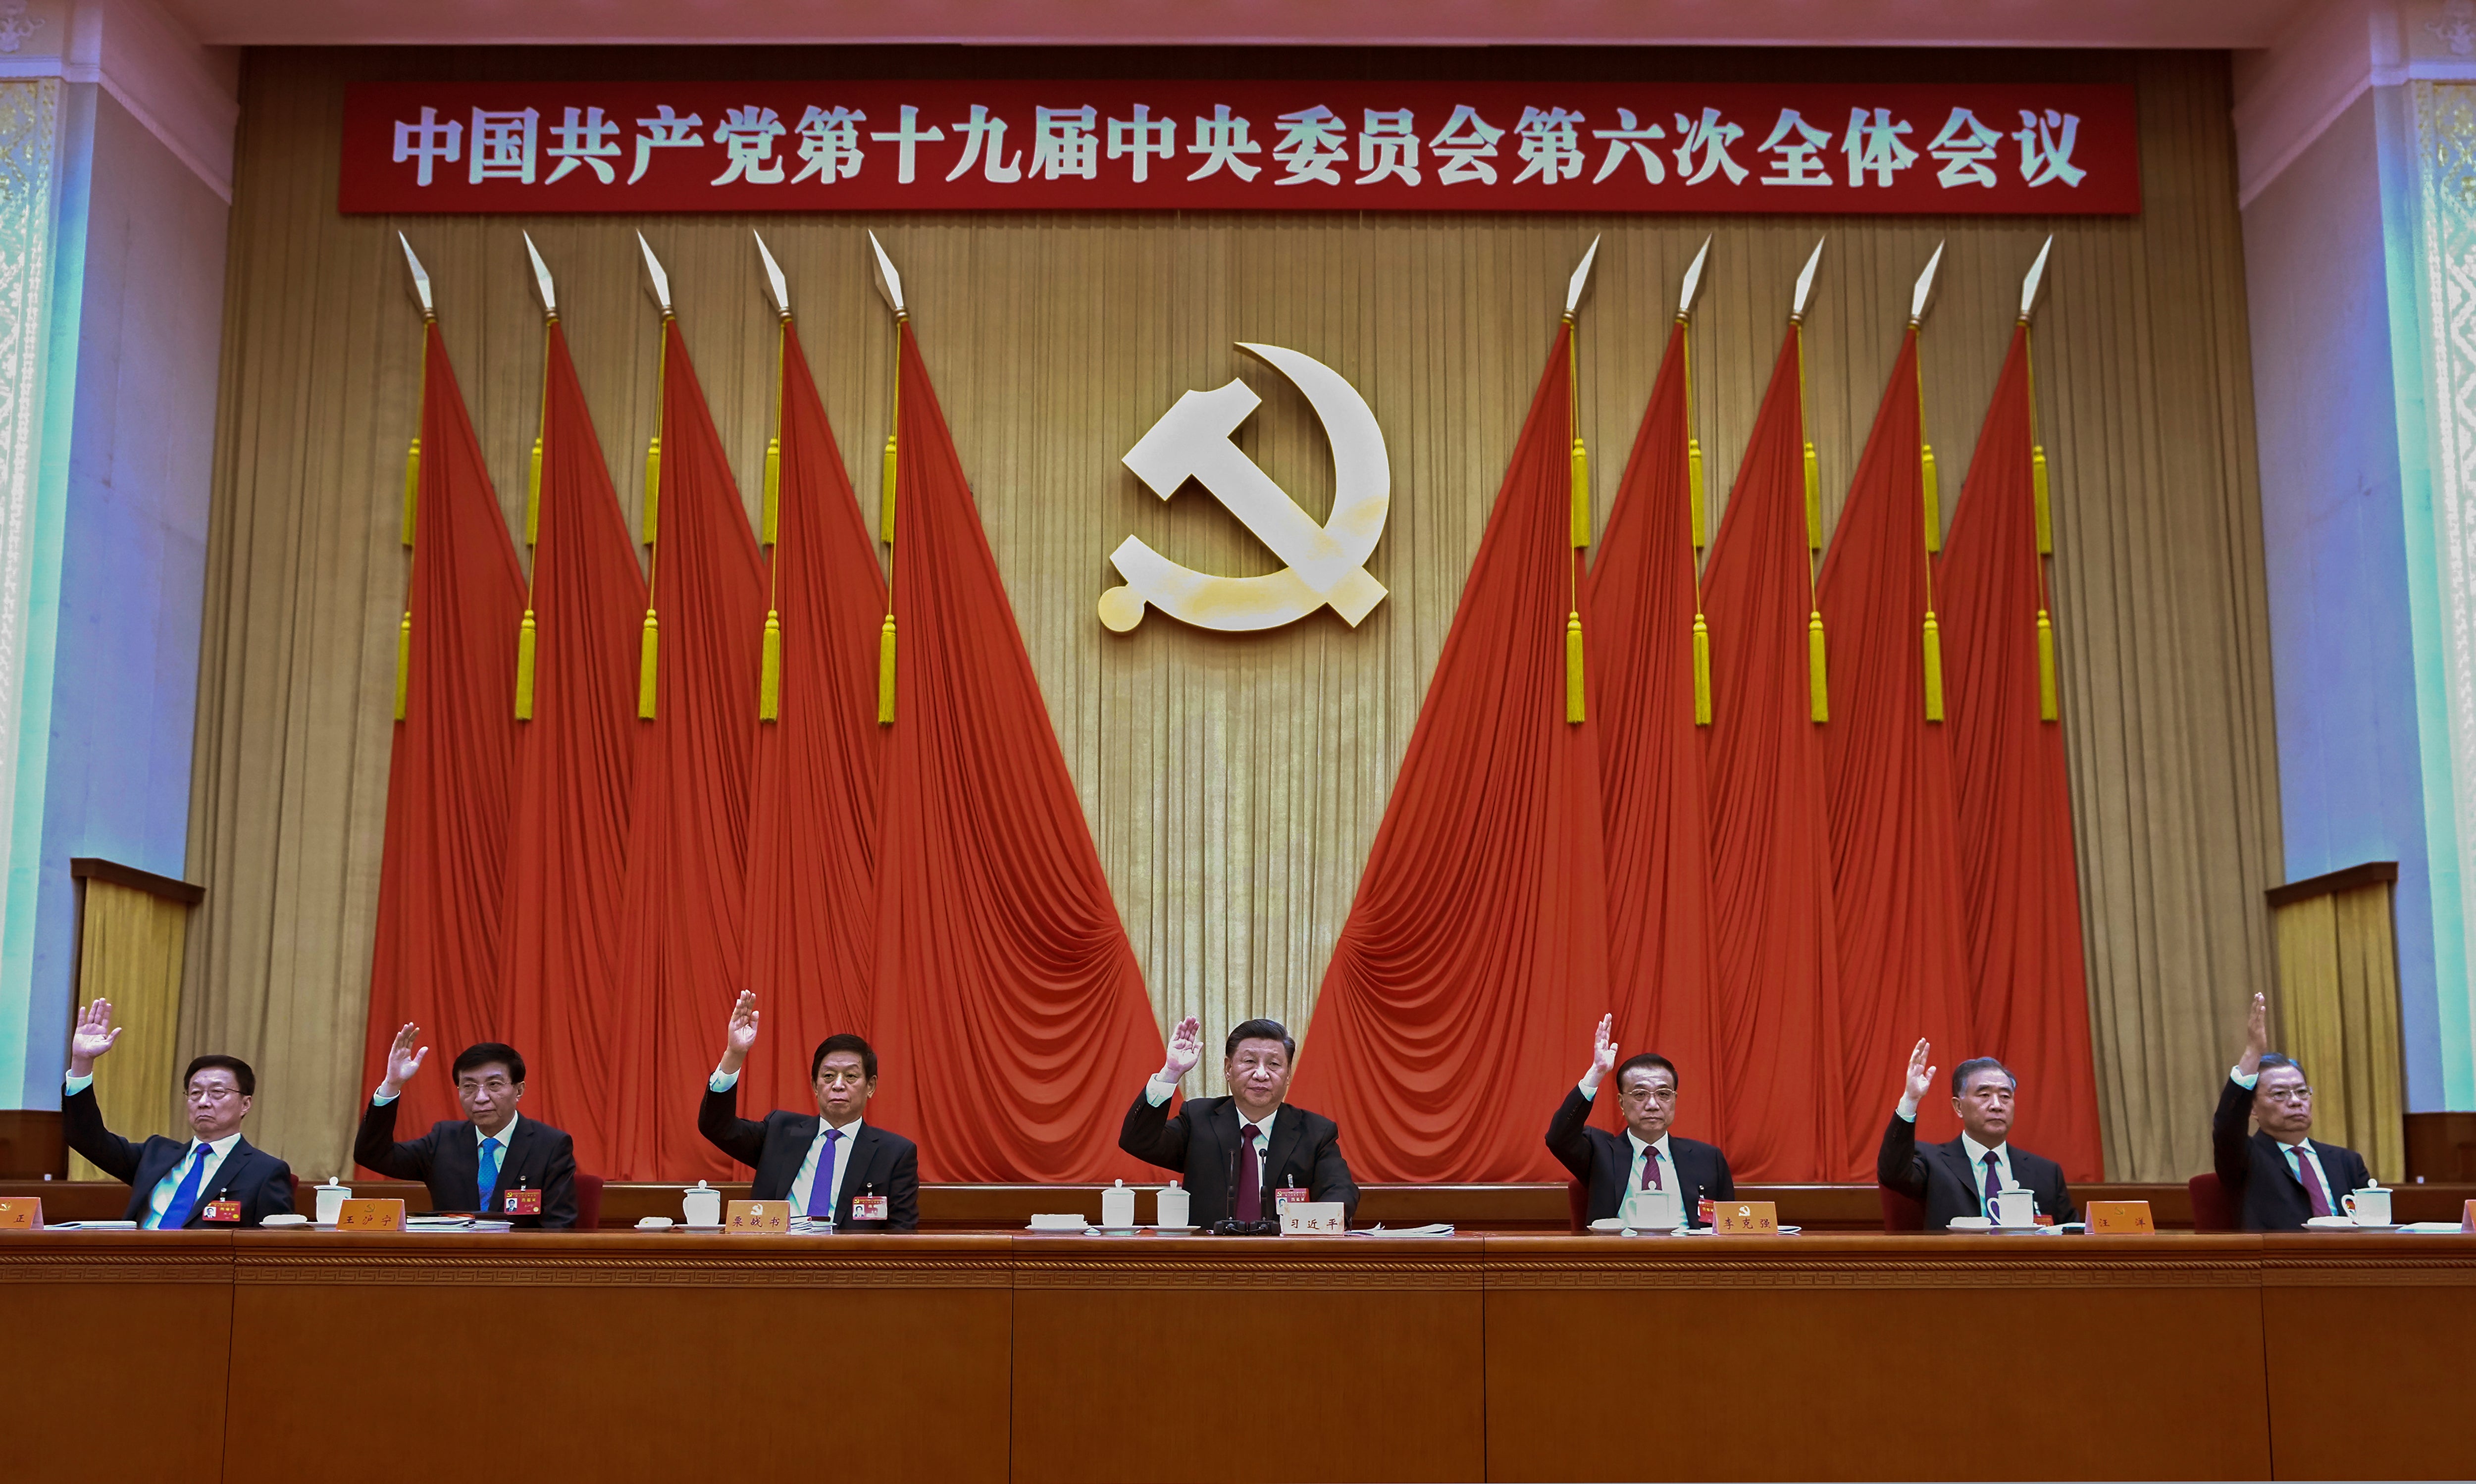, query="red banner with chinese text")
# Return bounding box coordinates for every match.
[341,81,2137,215]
